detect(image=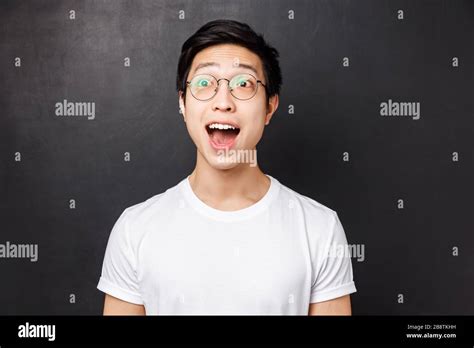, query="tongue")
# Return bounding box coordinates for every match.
[210,129,238,145]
